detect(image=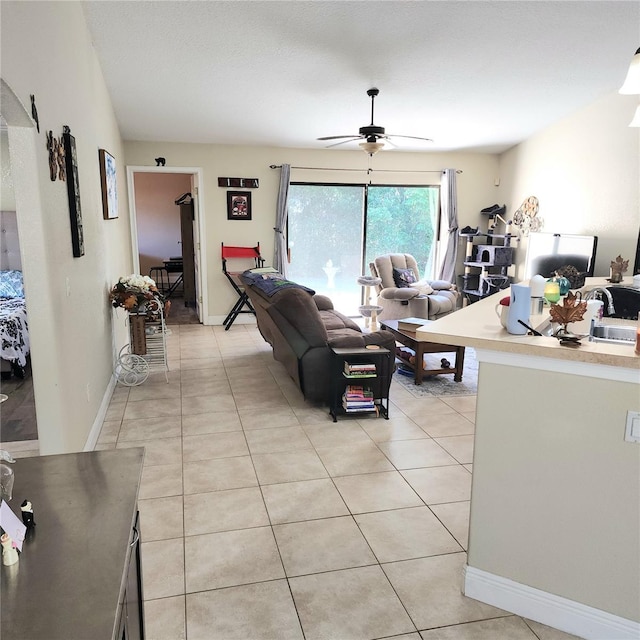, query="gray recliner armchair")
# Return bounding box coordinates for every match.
[369,253,459,321]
